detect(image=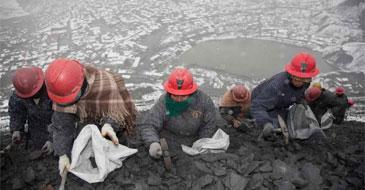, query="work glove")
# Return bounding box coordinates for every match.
[101,123,119,144]
[262,123,274,138]
[12,131,21,144]
[149,142,162,159]
[348,99,354,107]
[232,119,241,128]
[58,154,70,176]
[41,141,53,155]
